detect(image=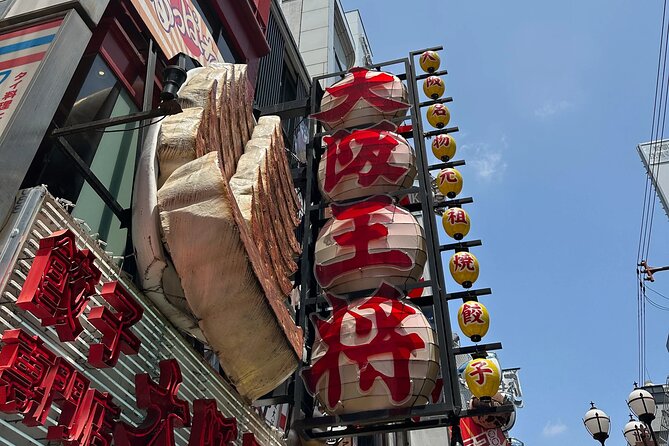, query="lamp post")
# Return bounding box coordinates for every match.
[585,385,659,446]
[623,415,654,446]
[583,403,610,445]
[627,385,658,445]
